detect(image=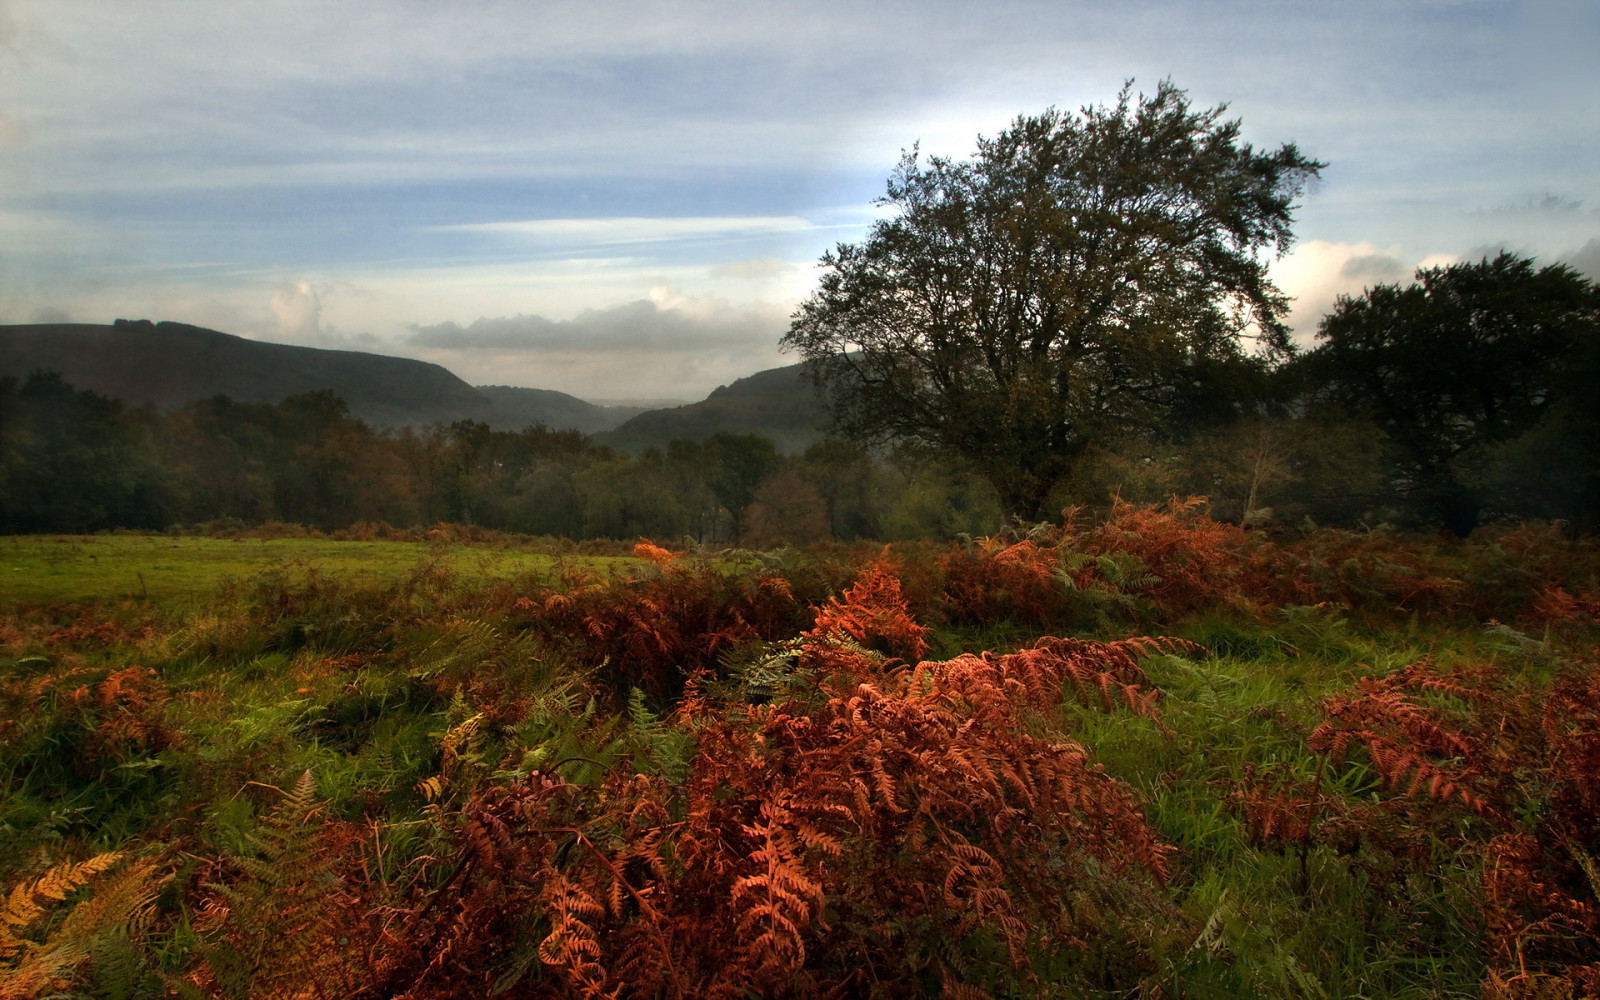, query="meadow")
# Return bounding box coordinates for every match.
[2,502,1597,999]
[0,532,637,609]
